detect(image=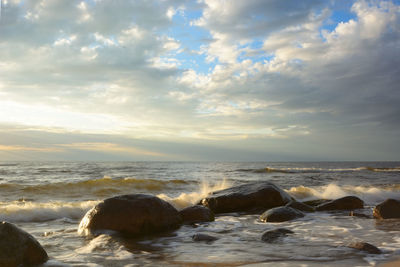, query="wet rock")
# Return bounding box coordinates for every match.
[192,233,218,242]
[286,200,314,212]
[78,194,182,237]
[315,196,364,211]
[303,199,329,207]
[348,242,382,254]
[200,181,292,214]
[261,228,294,243]
[373,199,400,219]
[0,221,48,267]
[260,207,304,223]
[179,205,214,224]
